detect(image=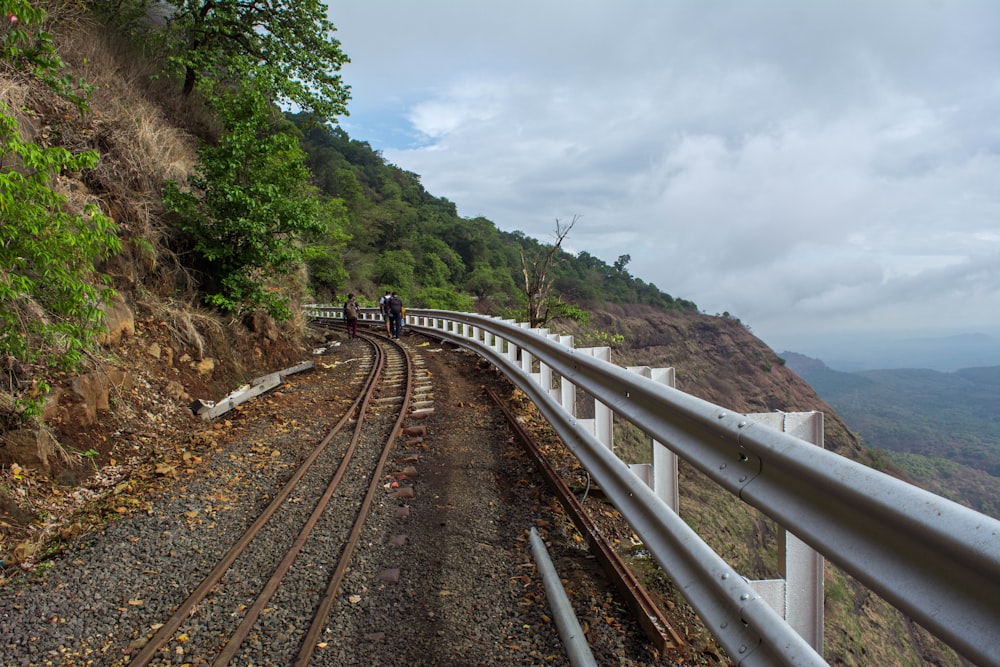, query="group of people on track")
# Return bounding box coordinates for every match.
[342,290,404,340]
